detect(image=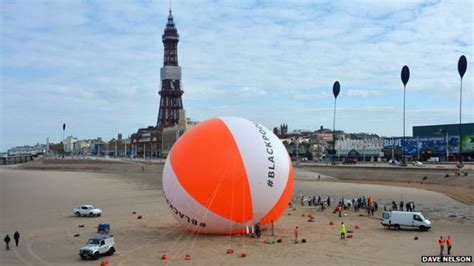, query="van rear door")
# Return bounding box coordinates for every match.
[382,211,391,225]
